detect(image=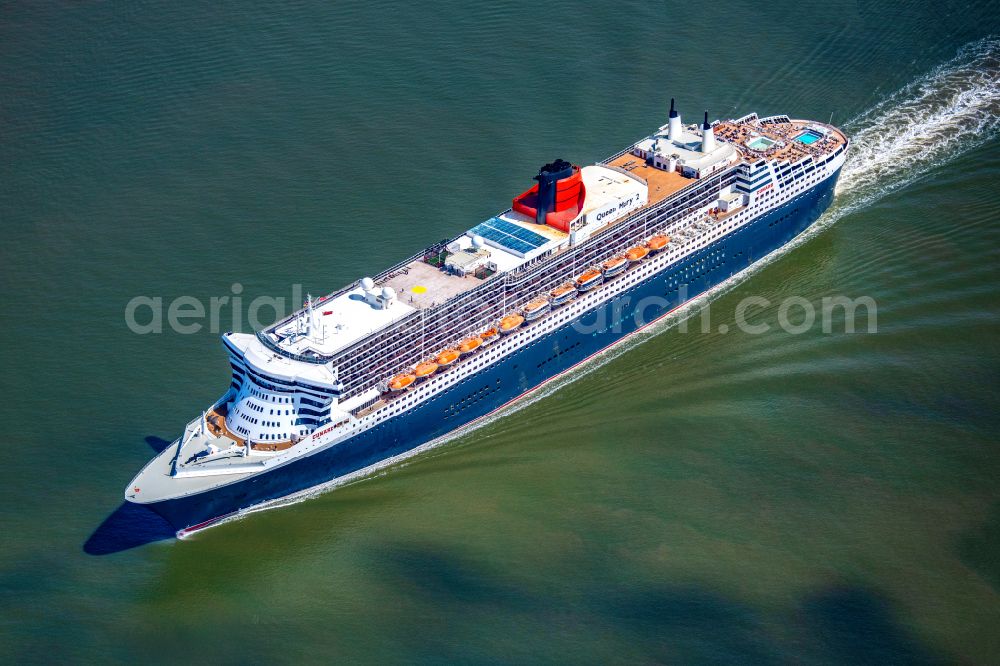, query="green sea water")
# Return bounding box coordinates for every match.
[2,1,999,662]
